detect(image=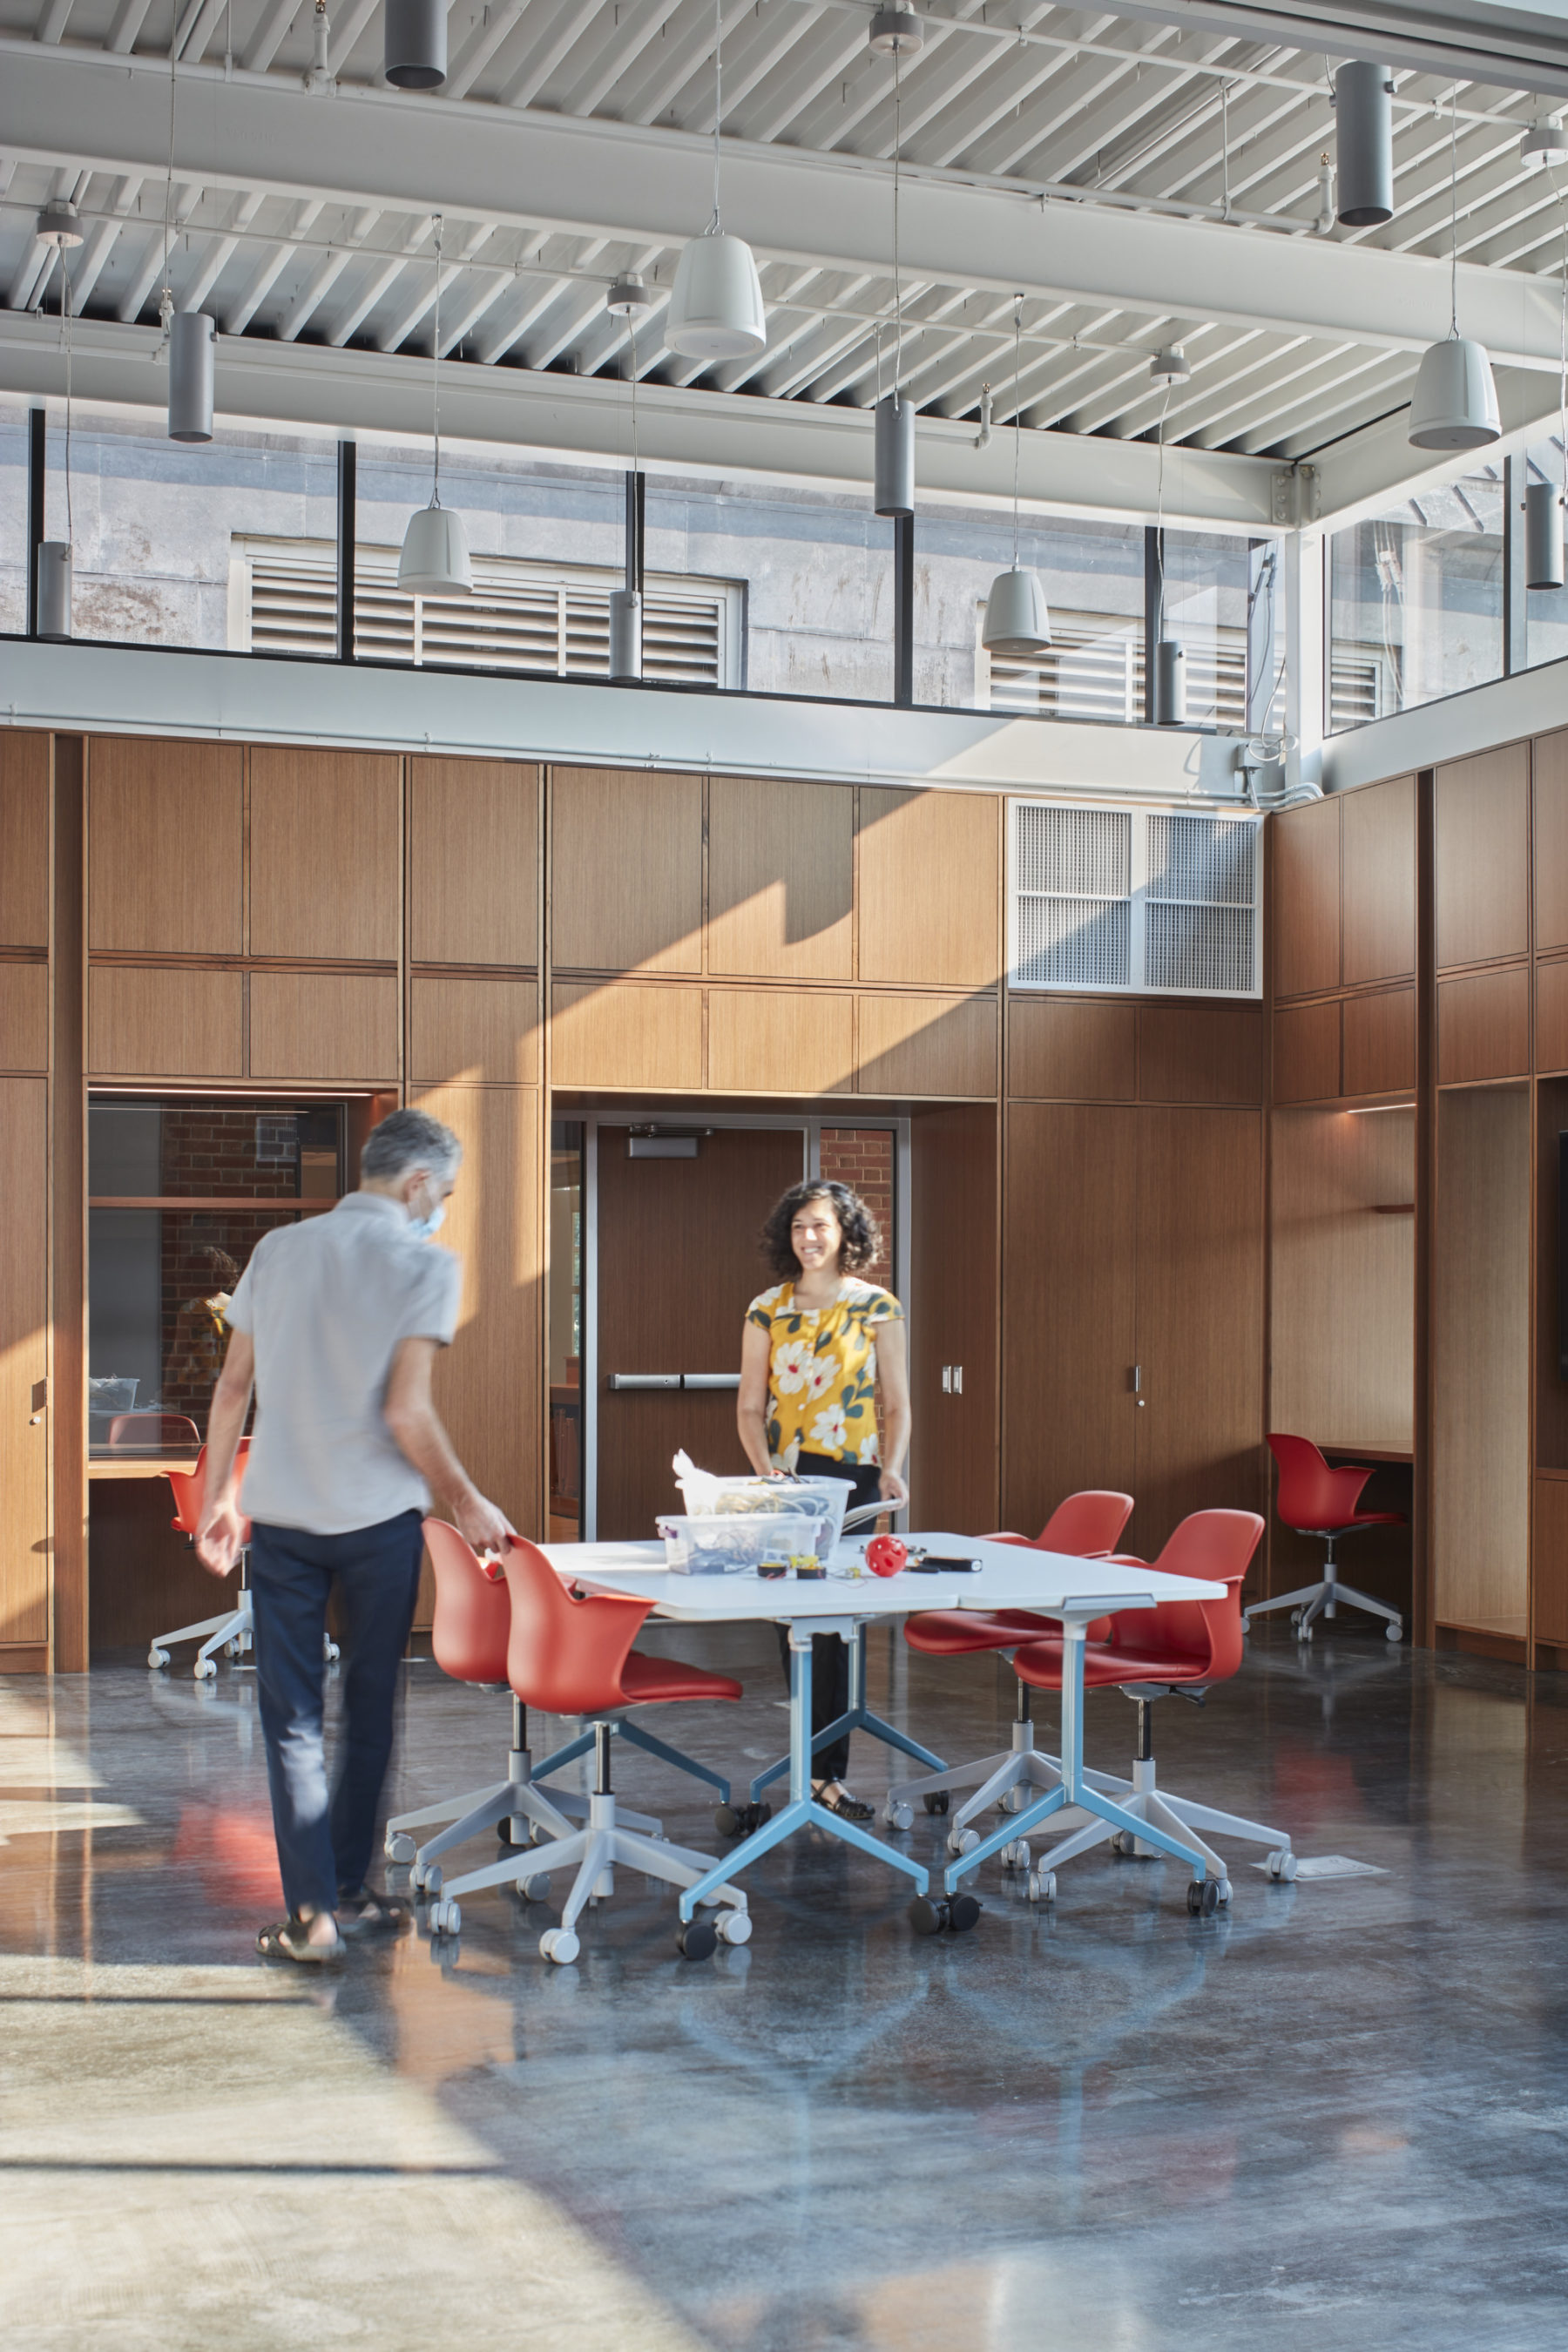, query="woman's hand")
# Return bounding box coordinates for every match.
[879,1466,909,1508]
